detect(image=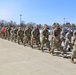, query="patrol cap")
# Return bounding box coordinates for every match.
[56,23,59,26]
[44,24,48,28]
[54,23,59,27]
